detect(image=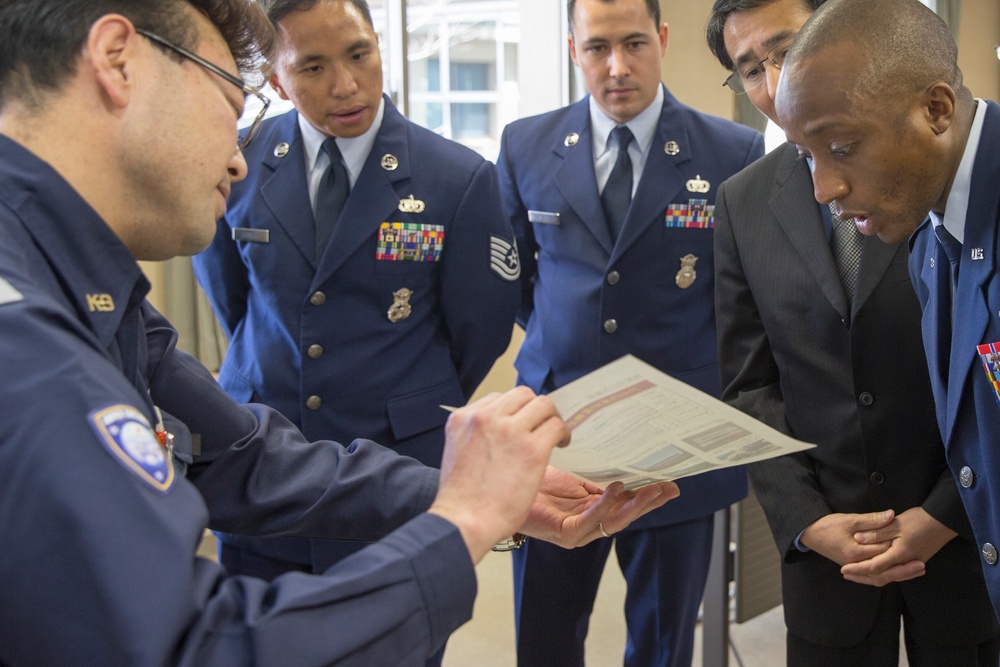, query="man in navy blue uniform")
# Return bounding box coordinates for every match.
[0,1,681,664]
[776,0,1000,626]
[495,0,763,664]
[192,0,520,593]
